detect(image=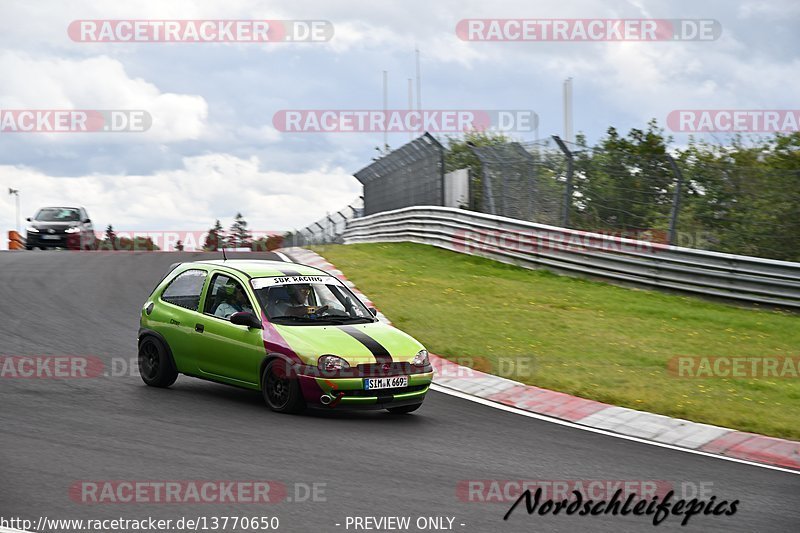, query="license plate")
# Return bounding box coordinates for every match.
[364,376,408,390]
[42,235,61,240]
